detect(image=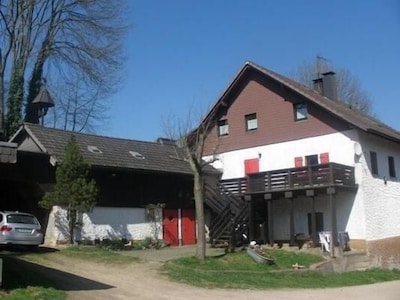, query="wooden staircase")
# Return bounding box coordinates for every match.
[204,183,249,247]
